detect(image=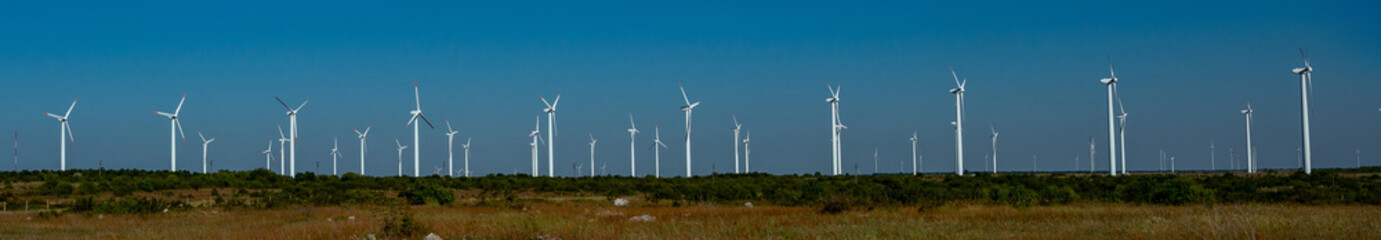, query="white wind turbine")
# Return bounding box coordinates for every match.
[910,131,918,175]
[627,112,640,176]
[989,125,998,173]
[1241,103,1255,173]
[445,120,460,177]
[948,67,967,176]
[539,93,561,177]
[261,139,274,170]
[461,137,472,177]
[678,83,701,177]
[1291,49,1314,174]
[197,131,215,174]
[394,137,408,176]
[650,124,669,178]
[354,126,371,175]
[1115,86,1129,175]
[732,115,742,174]
[528,114,544,176]
[153,94,187,172]
[742,129,751,172]
[330,137,343,176]
[588,133,597,177]
[277,124,288,175]
[1099,61,1119,176]
[404,82,435,177]
[274,97,309,176]
[826,83,842,175]
[44,98,77,171]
